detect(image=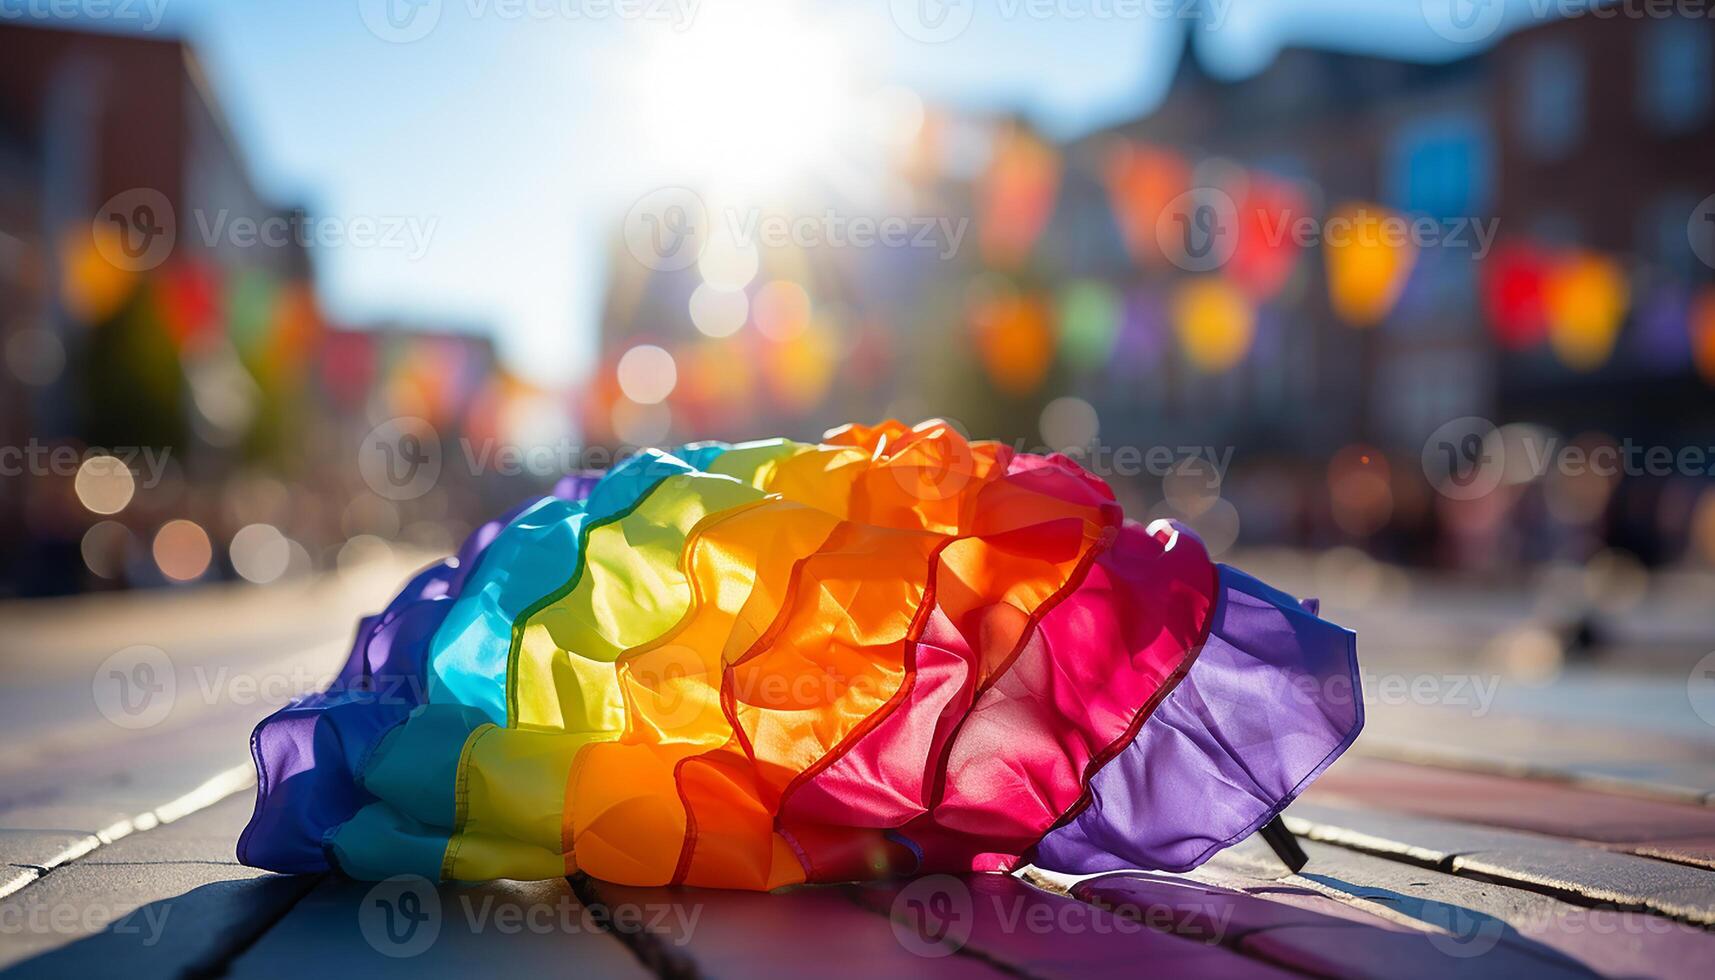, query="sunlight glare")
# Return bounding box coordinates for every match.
[633,1,854,193]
